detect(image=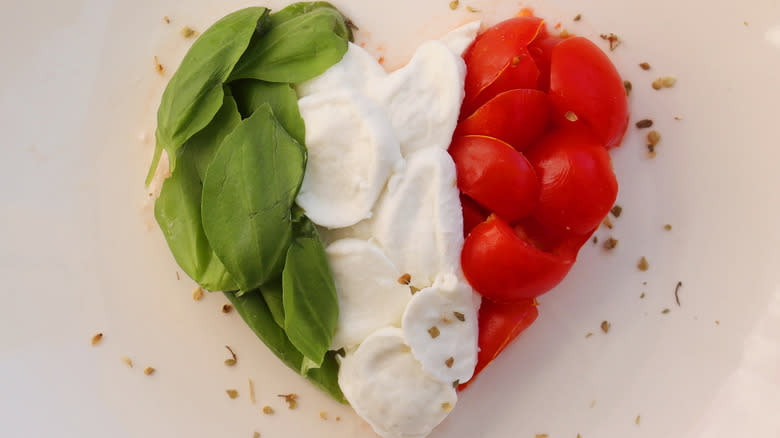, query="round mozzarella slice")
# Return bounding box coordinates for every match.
[326,239,412,350]
[366,40,465,157]
[338,327,457,438]
[440,21,481,57]
[402,274,479,384]
[296,89,402,228]
[372,147,464,289]
[296,42,388,97]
